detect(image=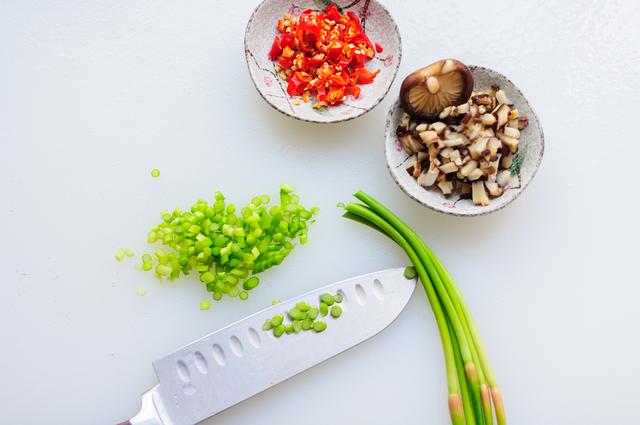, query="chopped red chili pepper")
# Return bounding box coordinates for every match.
[308,53,325,68]
[355,67,380,84]
[281,33,296,49]
[325,4,342,22]
[287,72,310,96]
[268,5,380,107]
[268,36,282,60]
[375,42,384,53]
[277,55,293,70]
